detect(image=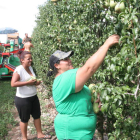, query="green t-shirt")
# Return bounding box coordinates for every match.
[53,68,97,140]
[18,37,24,49]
